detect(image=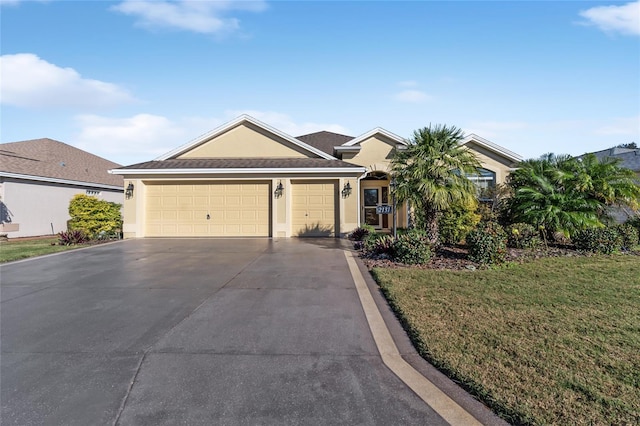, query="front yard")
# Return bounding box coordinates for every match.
[372,255,640,425]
